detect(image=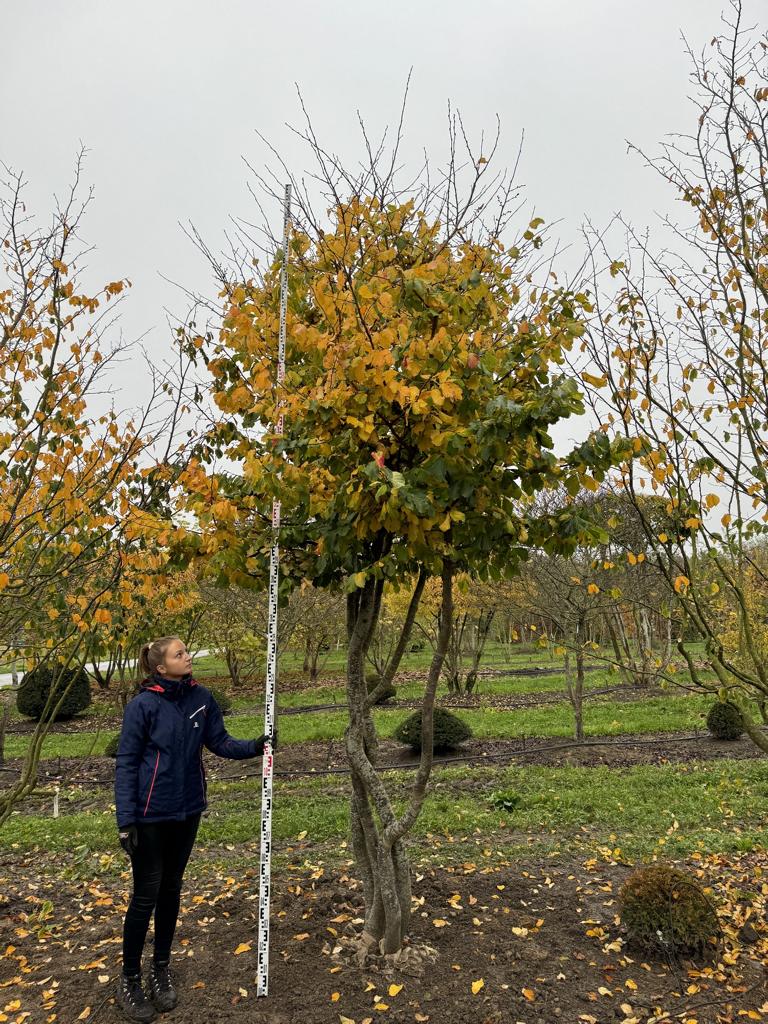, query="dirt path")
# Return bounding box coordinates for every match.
[3,730,763,799]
